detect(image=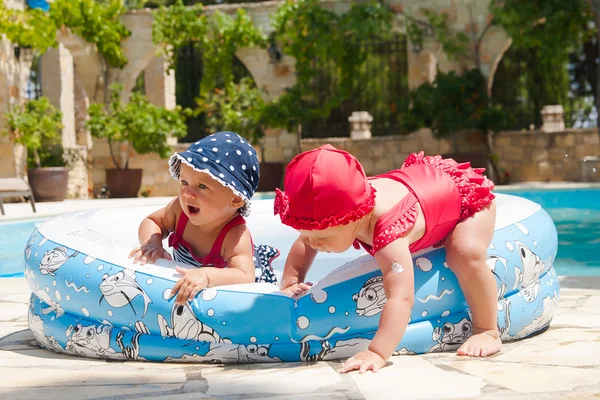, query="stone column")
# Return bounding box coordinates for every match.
[41,43,76,148]
[144,55,176,110]
[41,43,89,198]
[541,105,565,133]
[0,50,14,178]
[73,66,92,148]
[348,111,373,139]
[0,37,34,179]
[144,55,177,147]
